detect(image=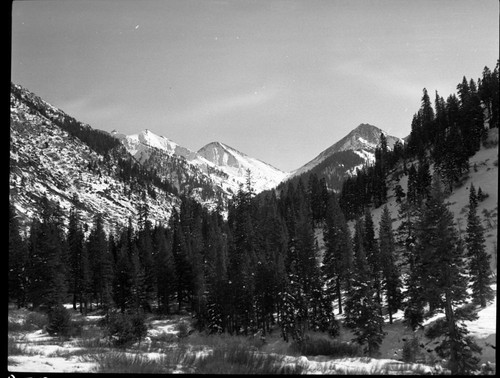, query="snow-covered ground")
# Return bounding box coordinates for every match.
[356,127,498,273]
[8,287,496,374]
